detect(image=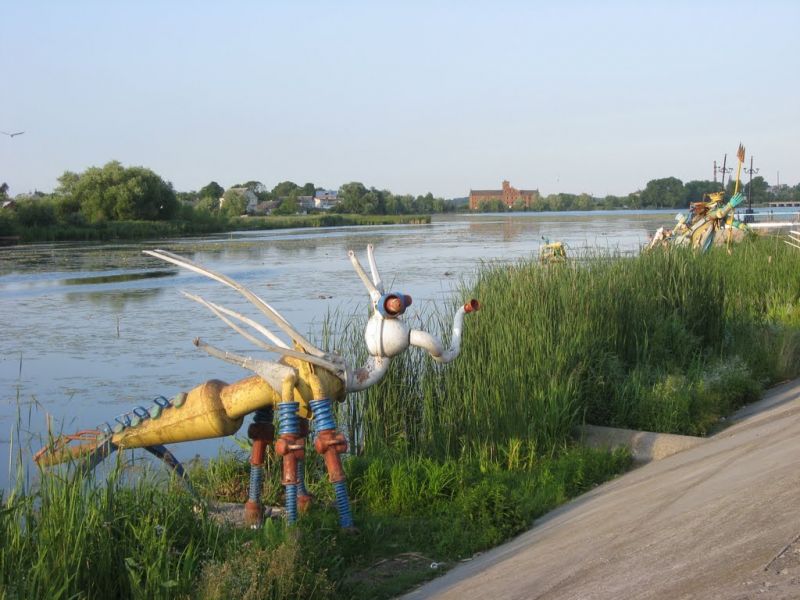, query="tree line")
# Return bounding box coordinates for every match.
[2,161,800,237]
[475,175,797,212]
